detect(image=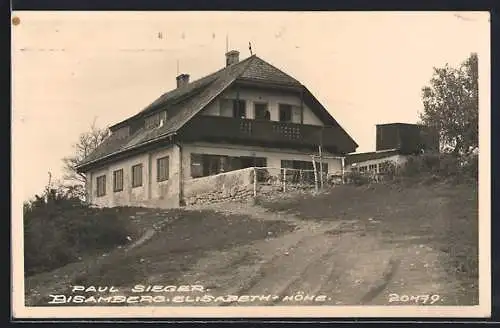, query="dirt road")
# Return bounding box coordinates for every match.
[135,201,461,306]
